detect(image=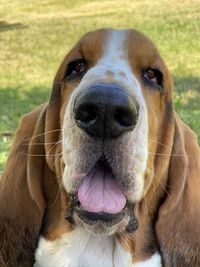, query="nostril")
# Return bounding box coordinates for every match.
[74,84,140,138]
[113,107,137,127]
[75,104,97,125]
